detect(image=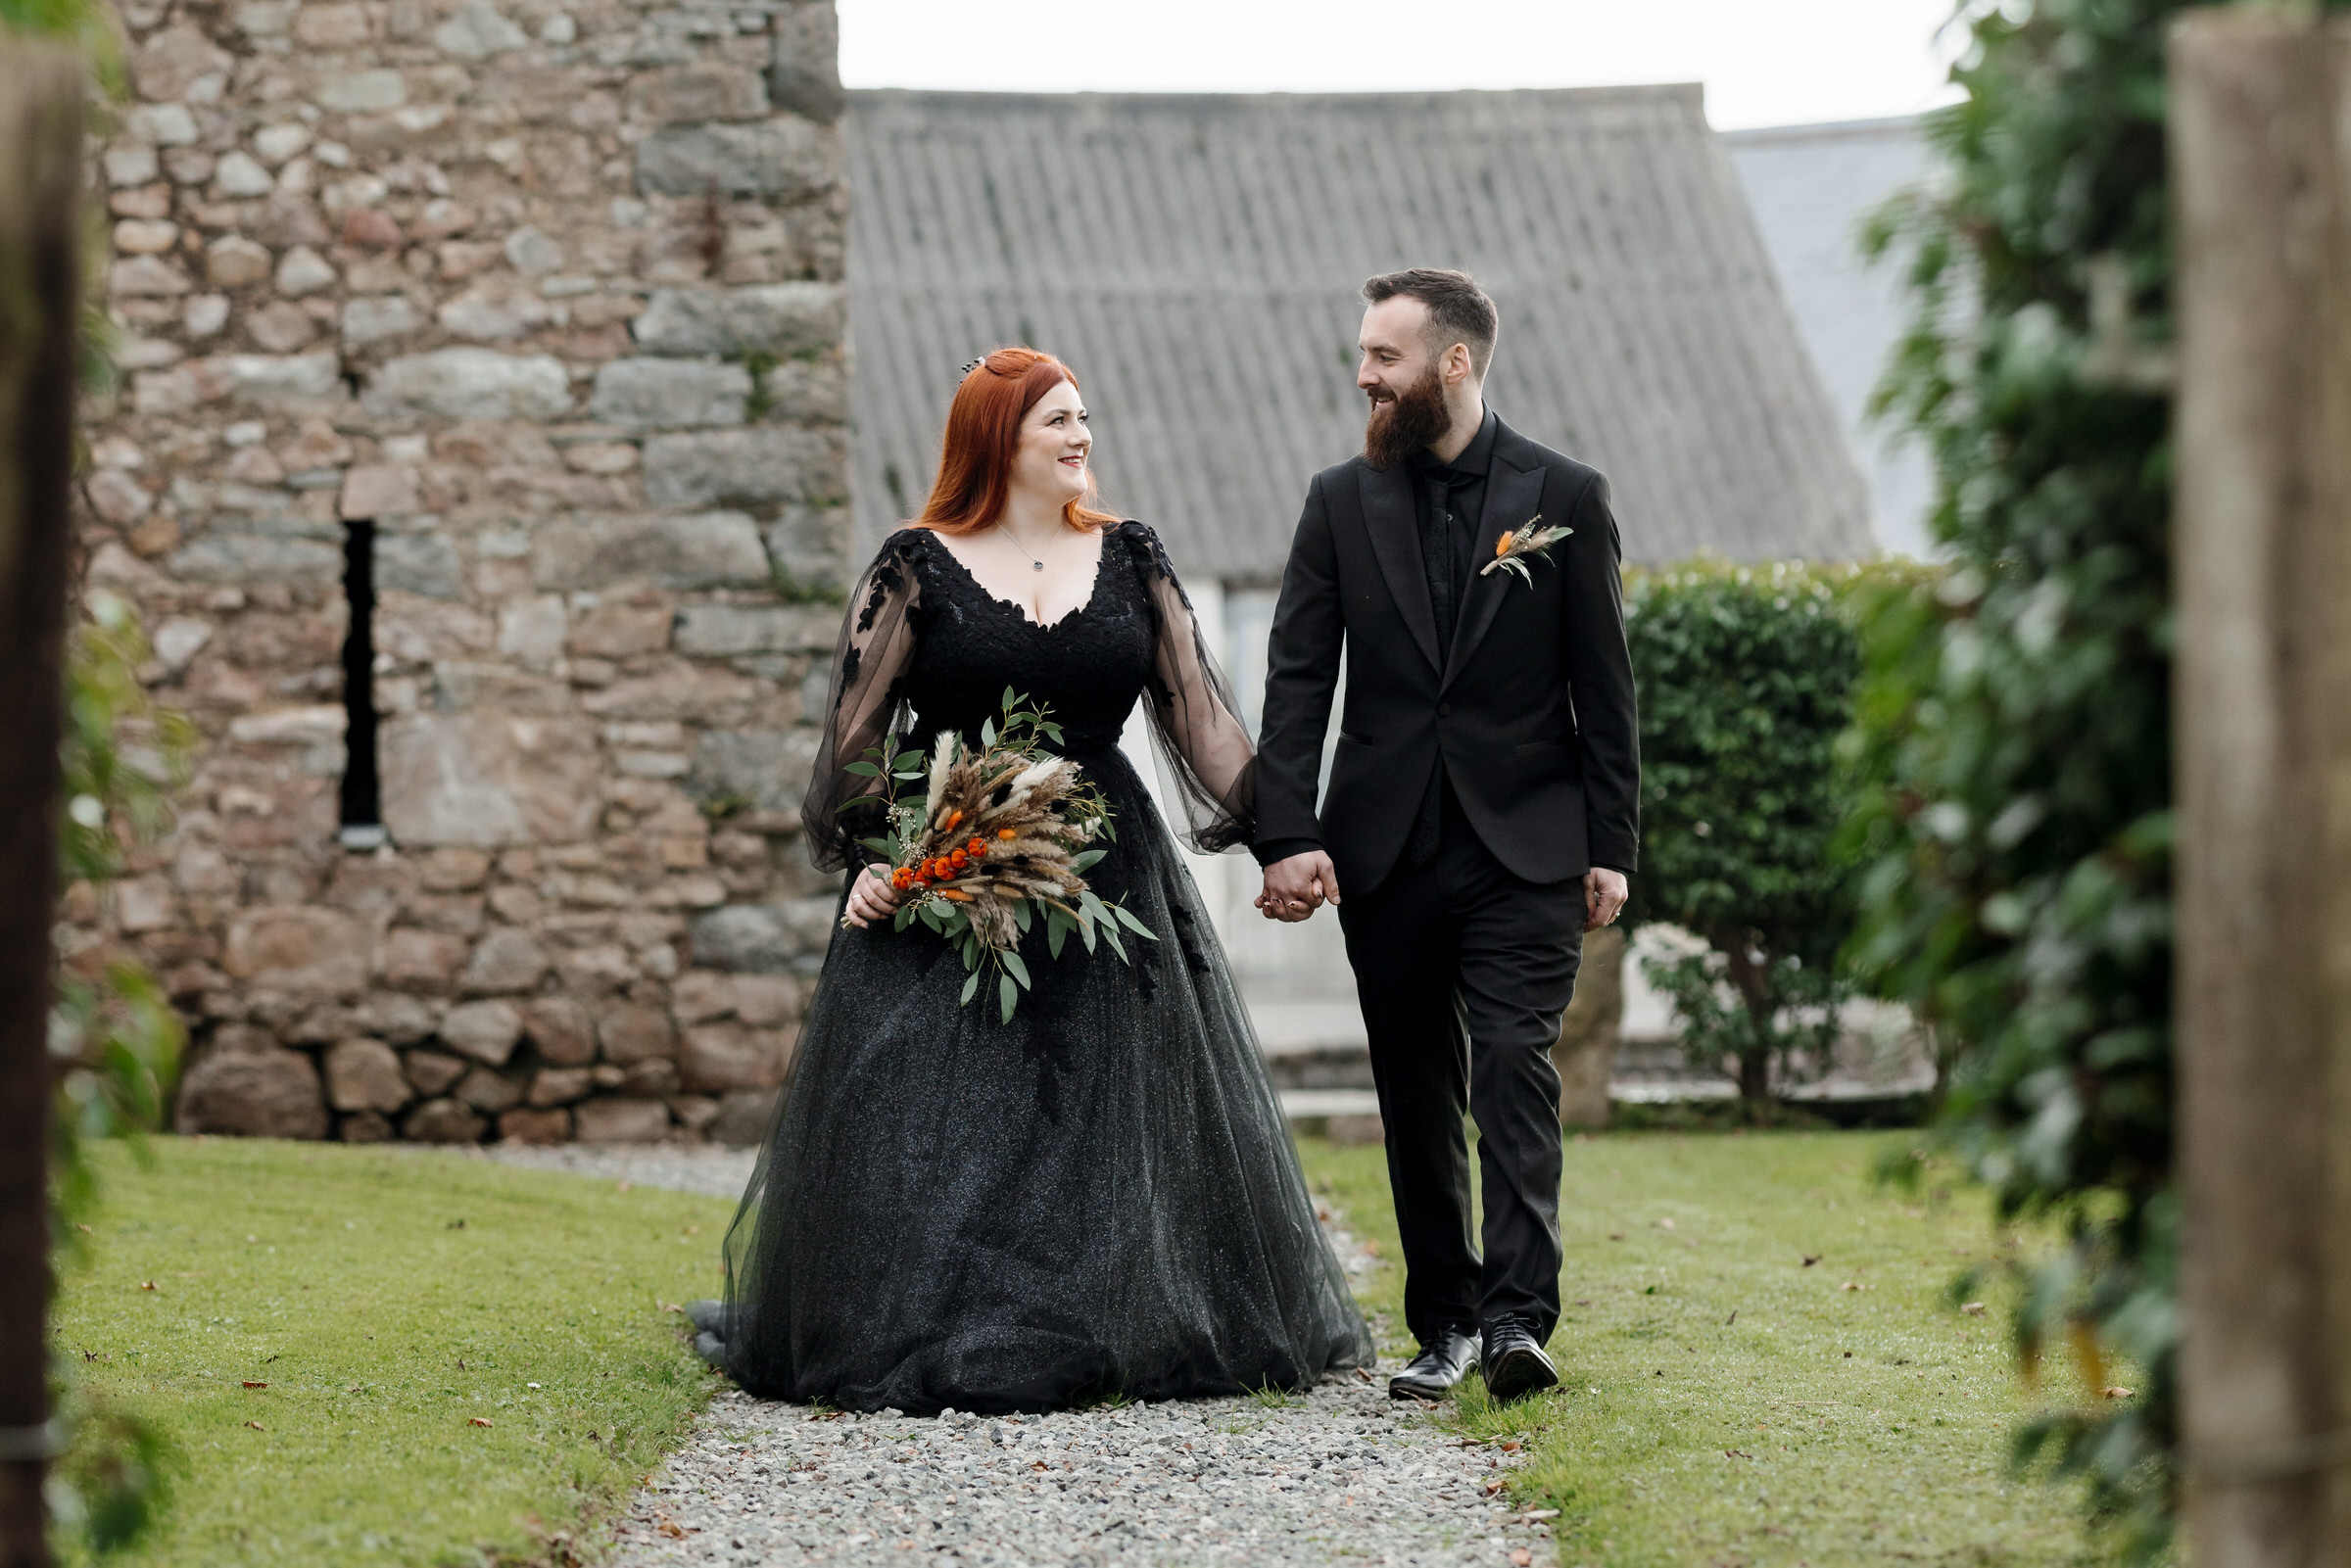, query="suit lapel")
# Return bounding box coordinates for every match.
[1357,461,1443,677]
[1441,442,1548,692]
